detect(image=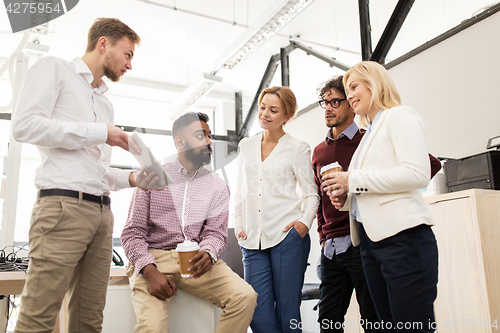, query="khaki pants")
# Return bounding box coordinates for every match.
[127,249,257,333]
[14,195,114,333]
